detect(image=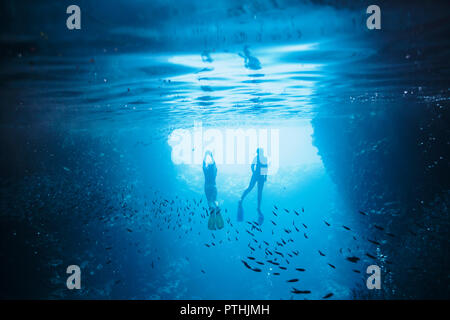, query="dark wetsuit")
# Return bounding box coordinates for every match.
[241,155,267,210]
[203,161,217,204]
